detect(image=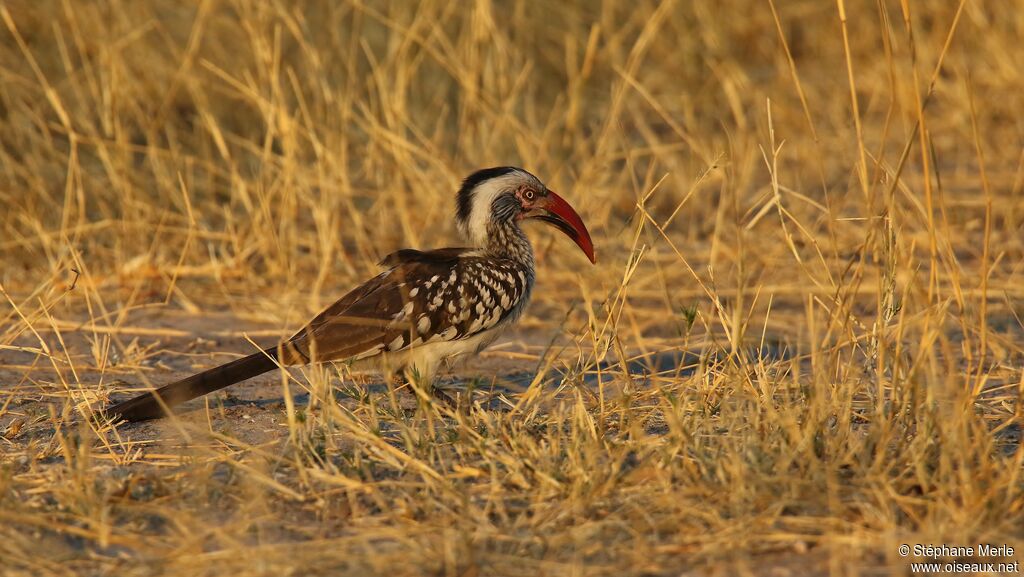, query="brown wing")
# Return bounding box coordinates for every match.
[284,248,467,363]
[282,247,530,365]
